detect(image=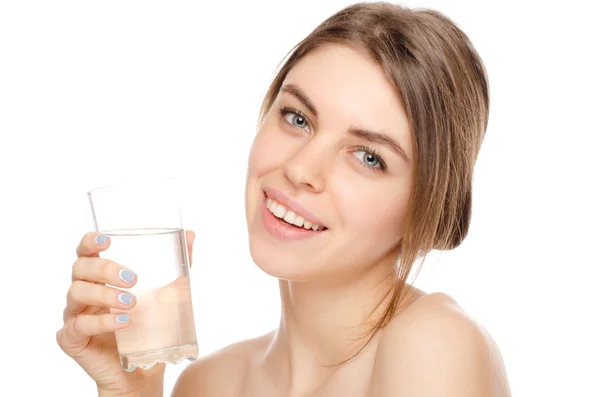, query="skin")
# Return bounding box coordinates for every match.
[57,43,511,397]
[56,231,196,397]
[173,44,511,396]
